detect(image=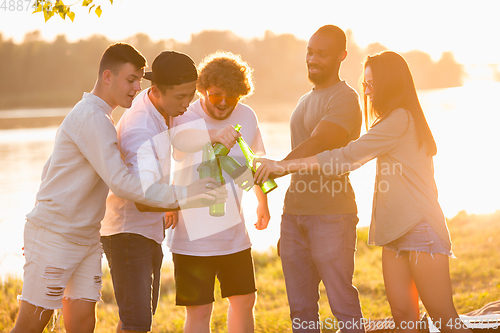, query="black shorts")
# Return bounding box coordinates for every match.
[172,248,257,306]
